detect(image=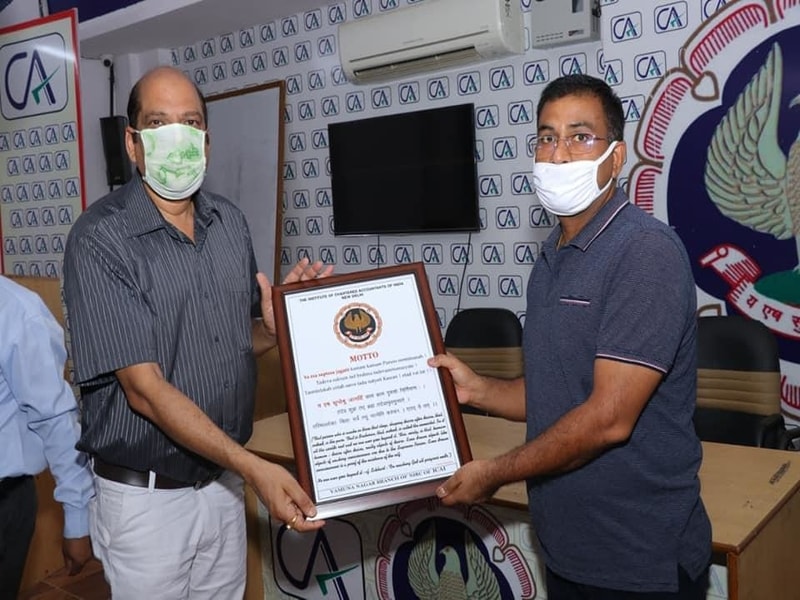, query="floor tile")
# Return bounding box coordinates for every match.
[37,558,104,591]
[20,557,109,600]
[58,569,110,600]
[18,583,77,600]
